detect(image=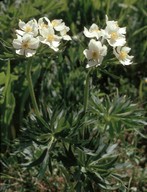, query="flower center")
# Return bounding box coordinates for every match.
[111,32,118,40]
[47,34,54,42]
[119,51,127,60]
[25,26,32,33]
[22,41,29,49]
[92,51,98,59]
